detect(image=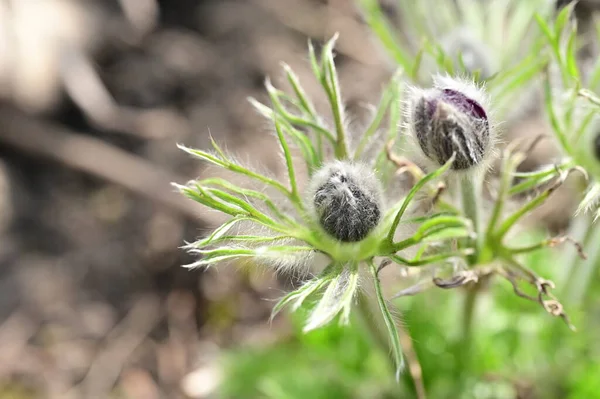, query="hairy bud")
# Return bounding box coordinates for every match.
[407,76,492,170]
[309,162,383,242]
